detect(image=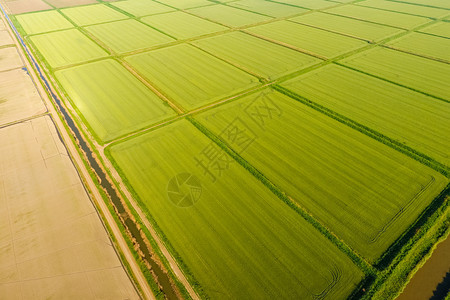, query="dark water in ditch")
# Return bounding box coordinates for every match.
[397,235,450,300]
[0,6,179,300]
